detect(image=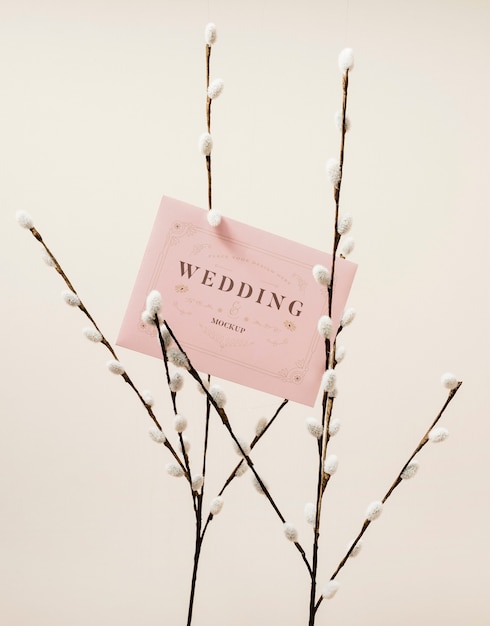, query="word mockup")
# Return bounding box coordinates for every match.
[117,196,356,406]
